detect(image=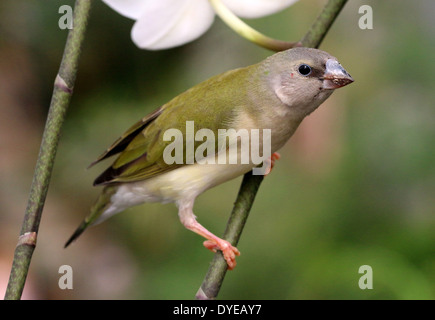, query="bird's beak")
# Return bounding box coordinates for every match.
[323,59,354,89]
